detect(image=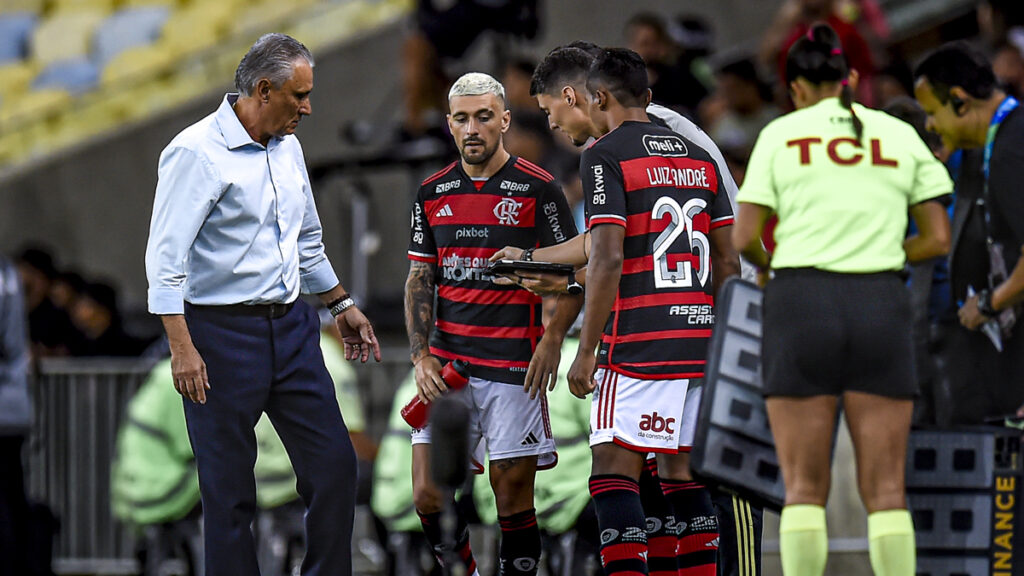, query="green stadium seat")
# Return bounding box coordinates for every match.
[0,61,39,100]
[0,88,71,128]
[0,0,45,15]
[49,0,117,12]
[30,9,107,66]
[100,44,174,87]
